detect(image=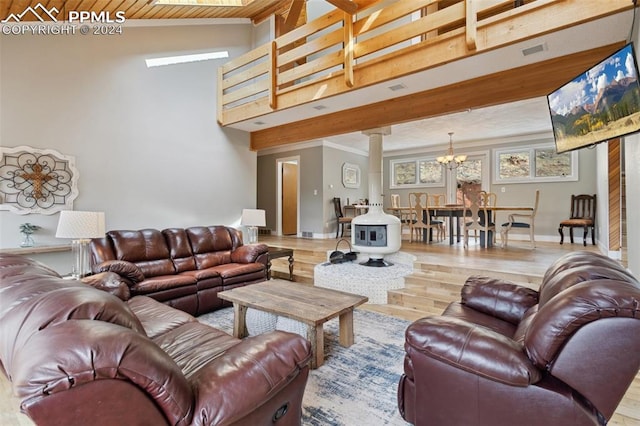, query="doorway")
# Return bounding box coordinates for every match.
[445,151,490,204]
[277,157,300,236]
